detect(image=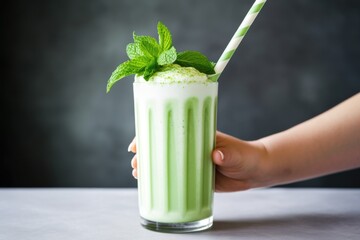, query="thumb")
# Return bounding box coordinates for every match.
[212,147,237,168]
[212,145,249,190]
[213,149,225,164]
[212,131,241,168]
